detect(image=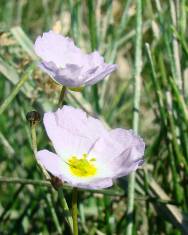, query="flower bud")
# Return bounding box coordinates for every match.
[26,111,41,126]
